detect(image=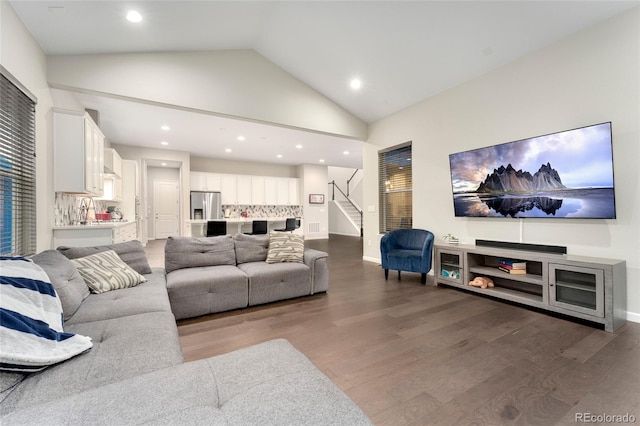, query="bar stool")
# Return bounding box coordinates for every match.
[206,221,227,236]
